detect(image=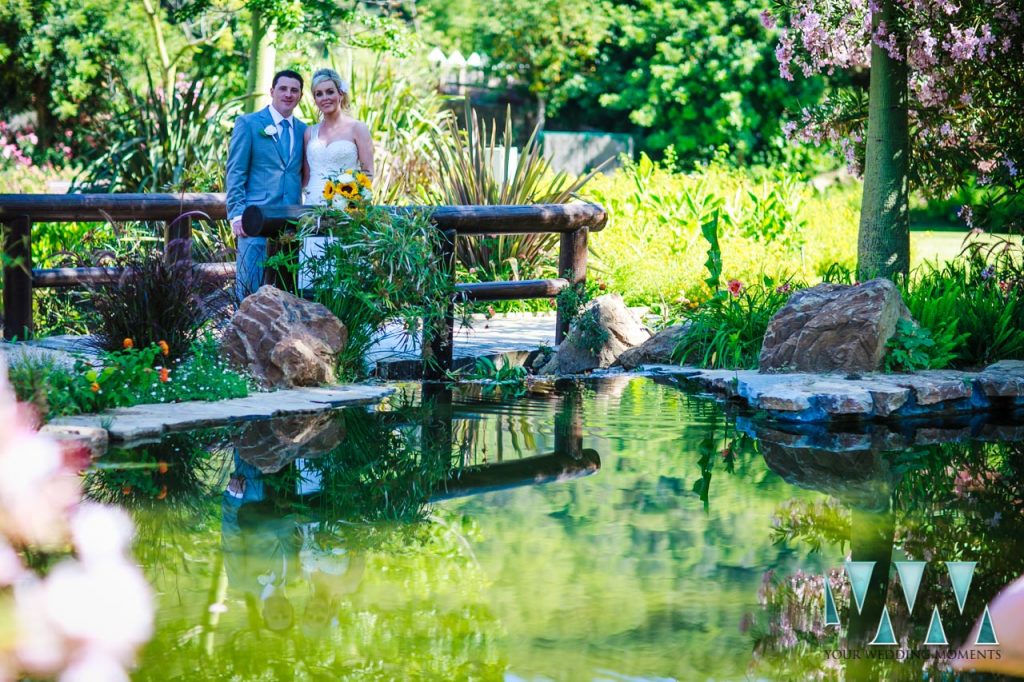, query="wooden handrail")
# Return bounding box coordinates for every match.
[0,193,227,221]
[241,202,608,238]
